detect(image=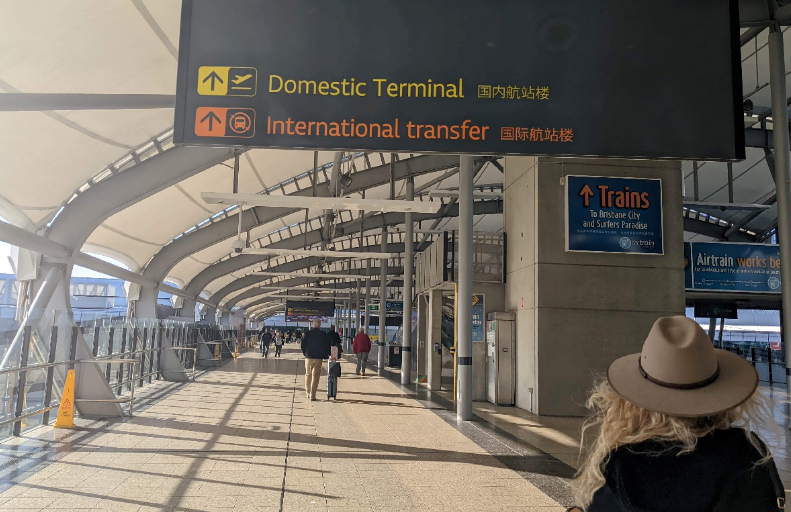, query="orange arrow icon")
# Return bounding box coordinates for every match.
[579,184,594,207]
